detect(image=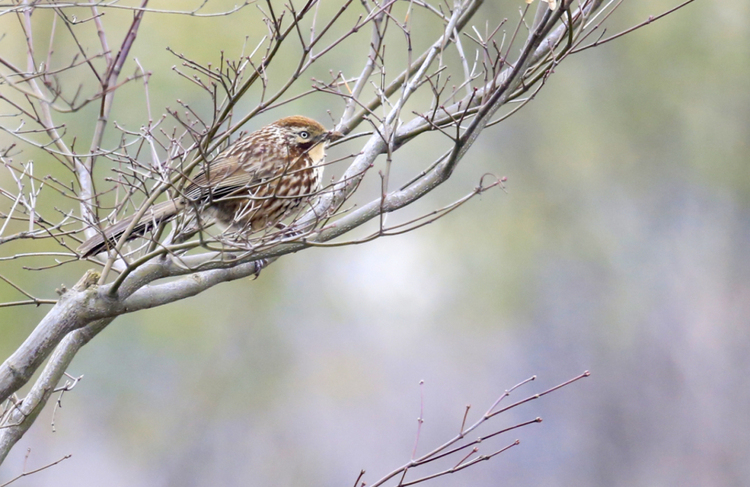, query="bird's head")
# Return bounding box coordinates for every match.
[275,116,344,148]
